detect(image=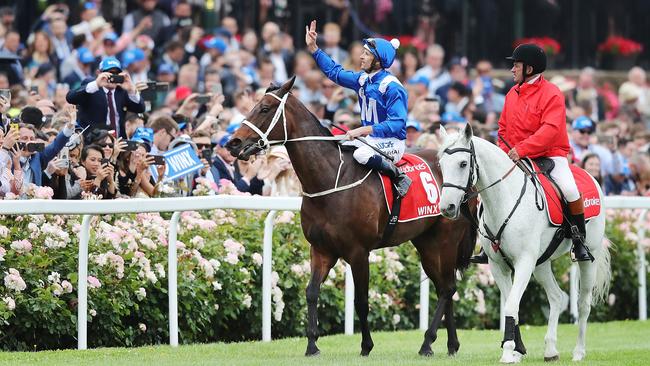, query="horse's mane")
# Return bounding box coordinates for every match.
[265,85,335,139]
